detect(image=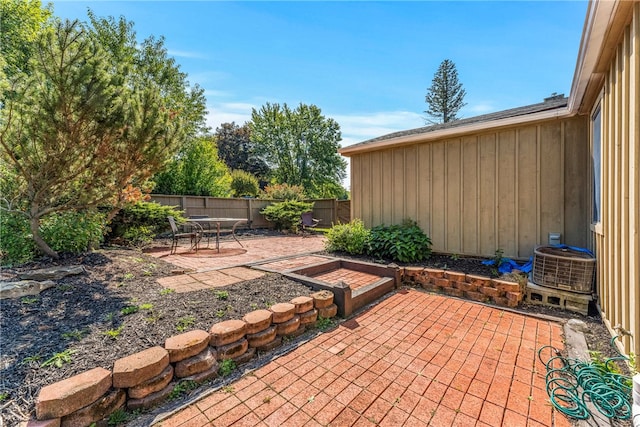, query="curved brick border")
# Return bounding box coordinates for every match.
[28,291,338,426]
